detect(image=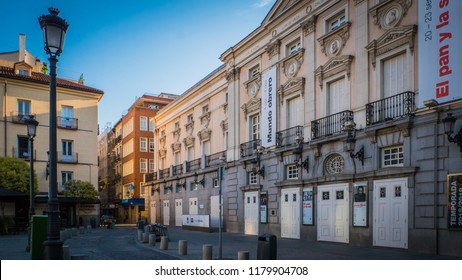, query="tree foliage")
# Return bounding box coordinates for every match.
[64,180,98,202]
[0,157,37,193]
